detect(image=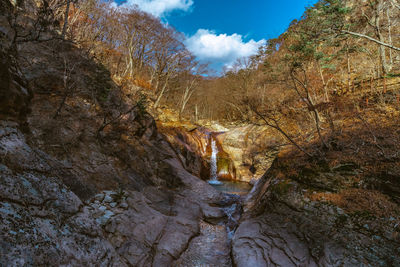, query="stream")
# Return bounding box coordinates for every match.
[175,188,248,267]
[210,181,252,195]
[175,133,252,266]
